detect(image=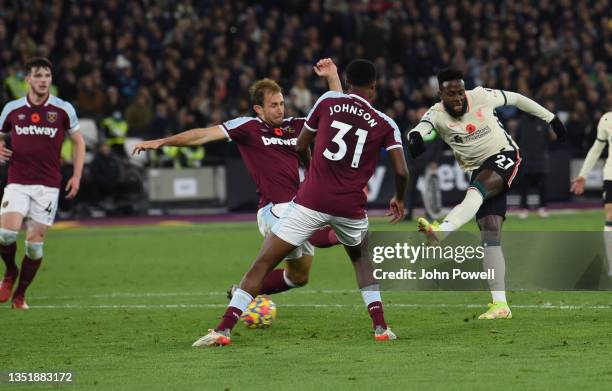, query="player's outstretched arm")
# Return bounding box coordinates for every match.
[295,128,316,168]
[66,131,86,198]
[502,91,567,141]
[313,58,342,92]
[132,126,227,155]
[571,141,606,195]
[571,113,610,195]
[387,148,409,224]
